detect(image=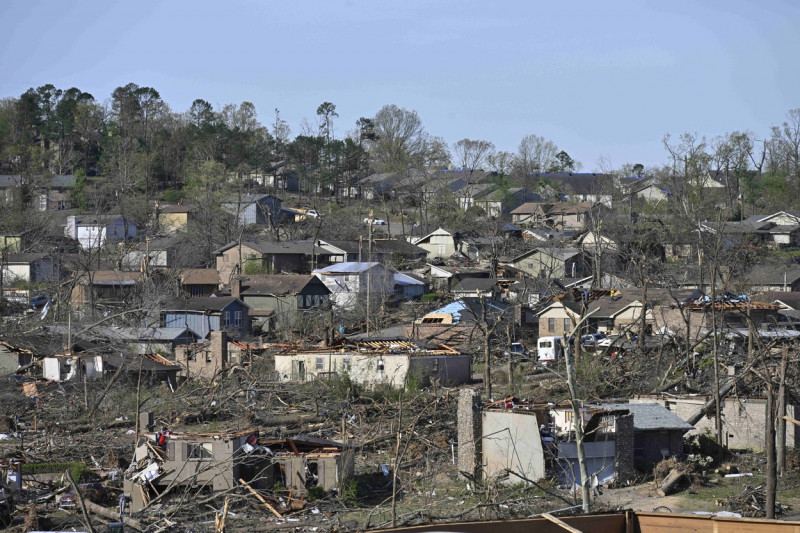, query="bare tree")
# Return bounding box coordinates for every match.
[512,134,559,188]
